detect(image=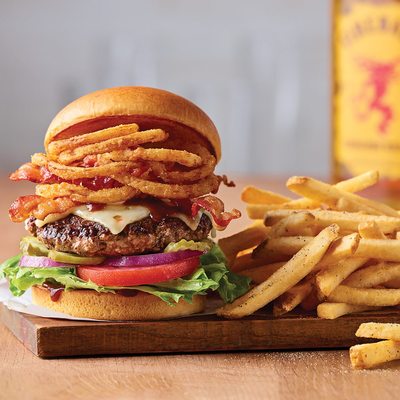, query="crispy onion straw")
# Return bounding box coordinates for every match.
[36,183,139,203]
[47,161,139,179]
[114,174,221,199]
[47,123,140,156]
[26,123,222,208]
[71,186,139,203]
[97,147,202,168]
[57,129,168,164]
